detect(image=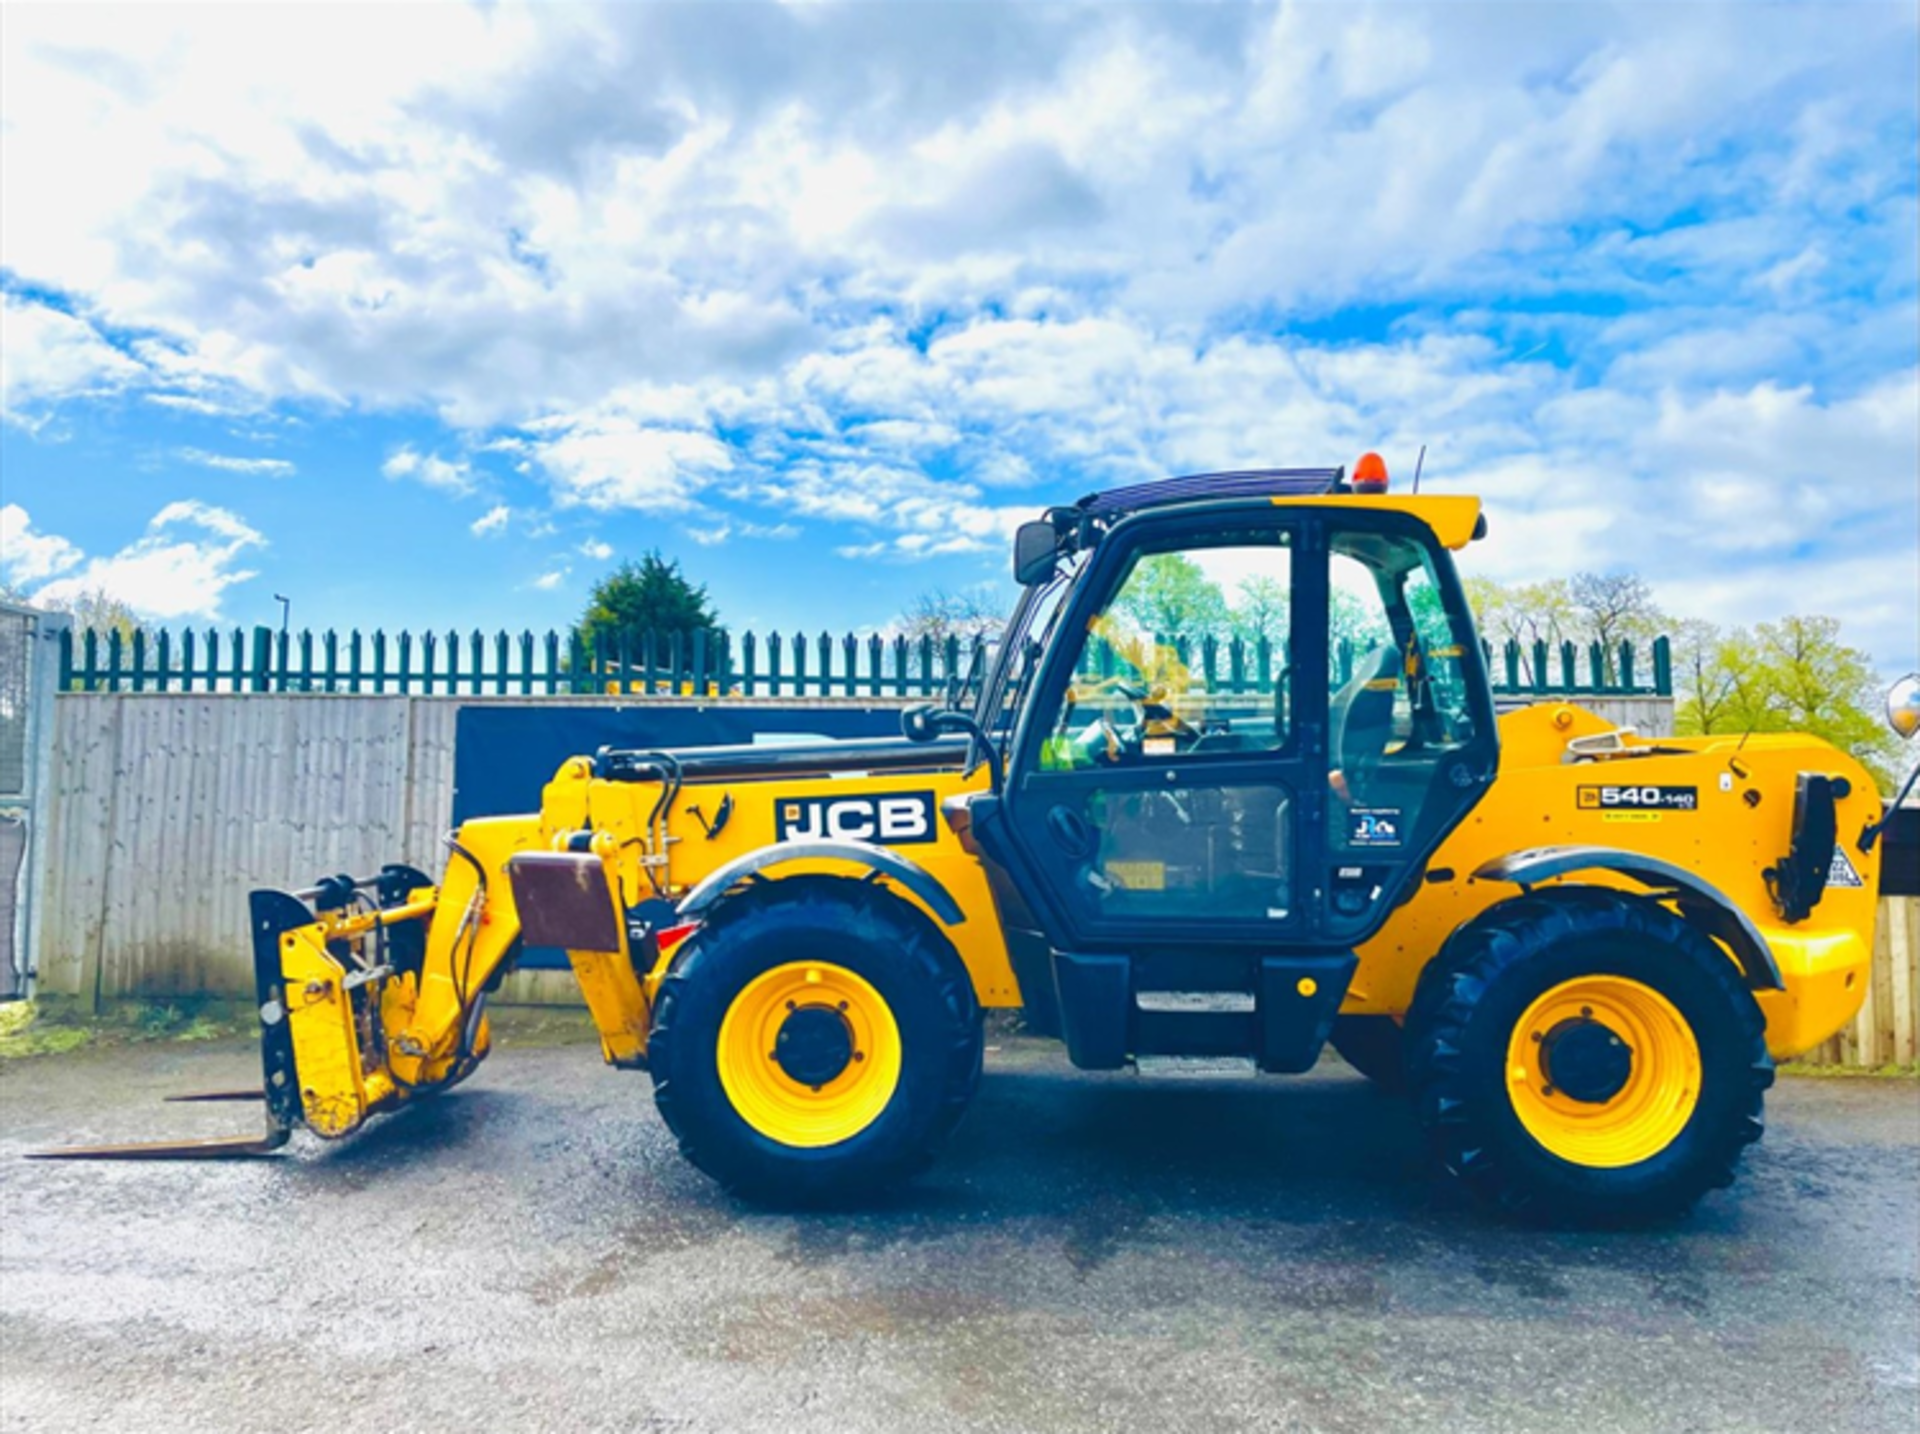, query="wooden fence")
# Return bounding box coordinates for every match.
[1799,897,1920,1069]
[56,624,1675,701]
